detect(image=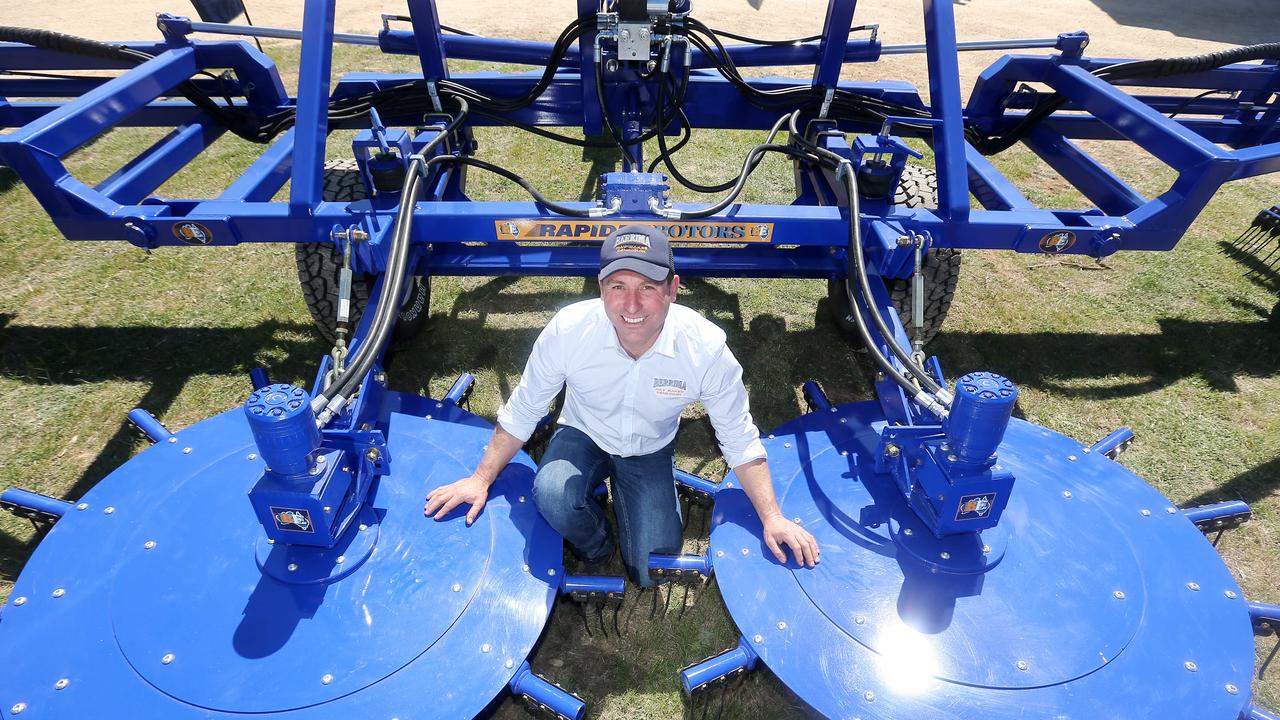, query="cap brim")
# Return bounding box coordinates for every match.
[598,258,670,282]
